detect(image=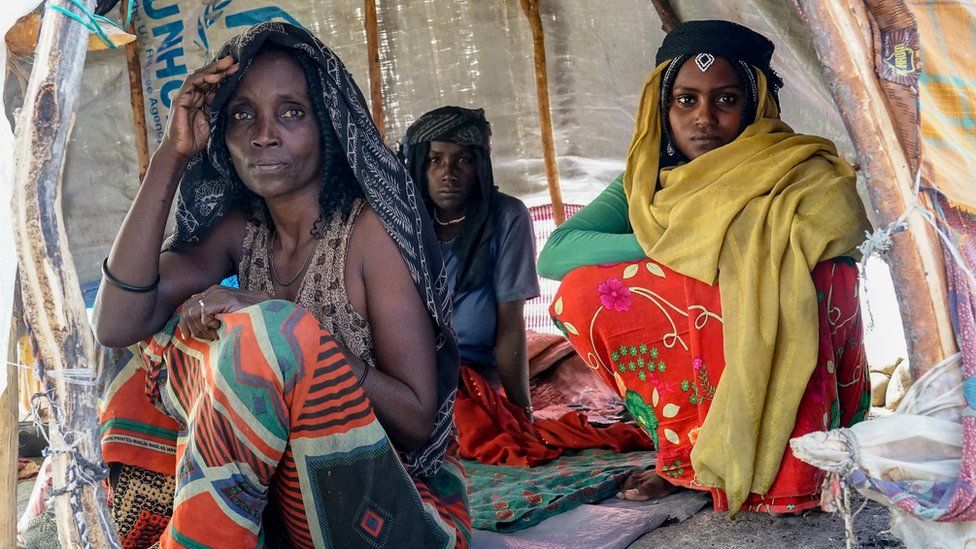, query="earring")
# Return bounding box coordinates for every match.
[666,140,675,156]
